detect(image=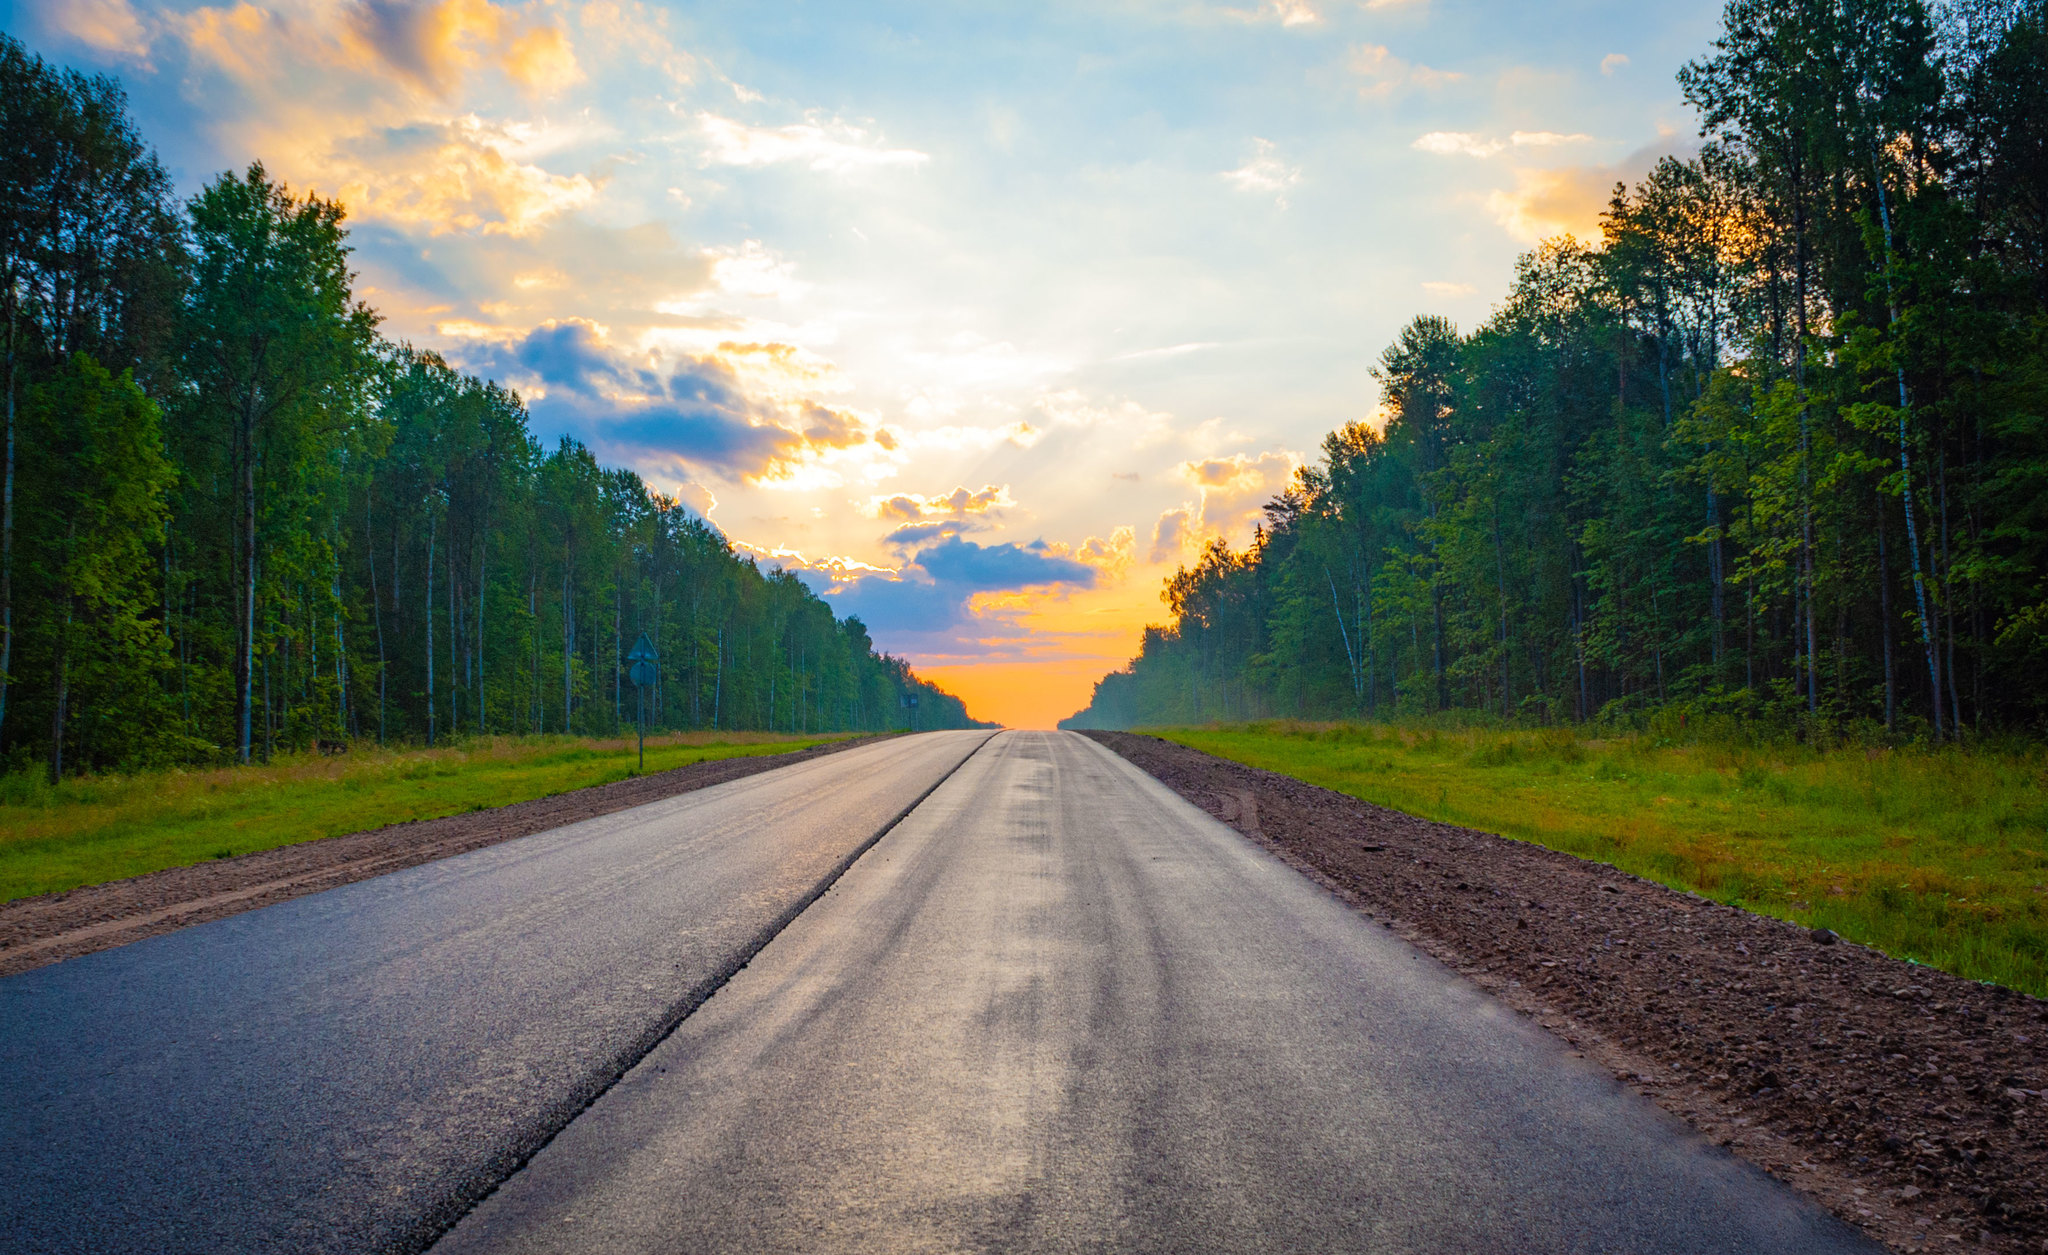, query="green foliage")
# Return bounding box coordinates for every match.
[0,731,848,900]
[1066,0,2048,745]
[0,31,986,786]
[14,355,175,779]
[1159,720,2048,996]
